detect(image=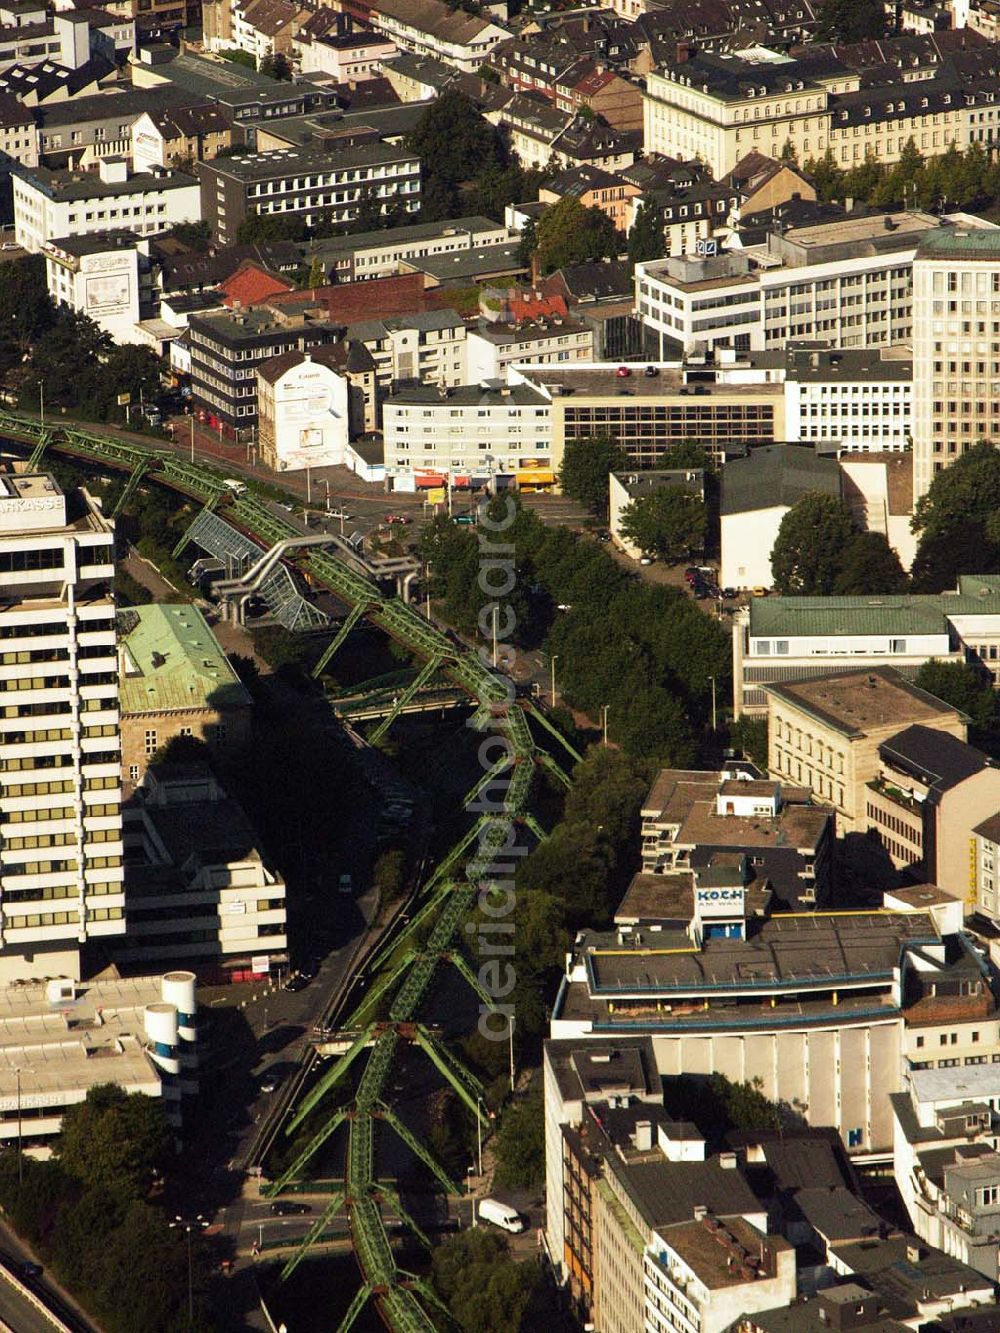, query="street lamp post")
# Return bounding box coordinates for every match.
[15,1067,21,1186]
[38,383,44,430]
[707,675,717,733]
[508,1014,516,1094]
[467,1167,477,1228]
[476,1097,483,1177]
[189,414,195,465]
[550,654,558,708]
[170,1214,207,1327]
[601,704,610,747]
[306,466,312,505]
[323,479,331,513]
